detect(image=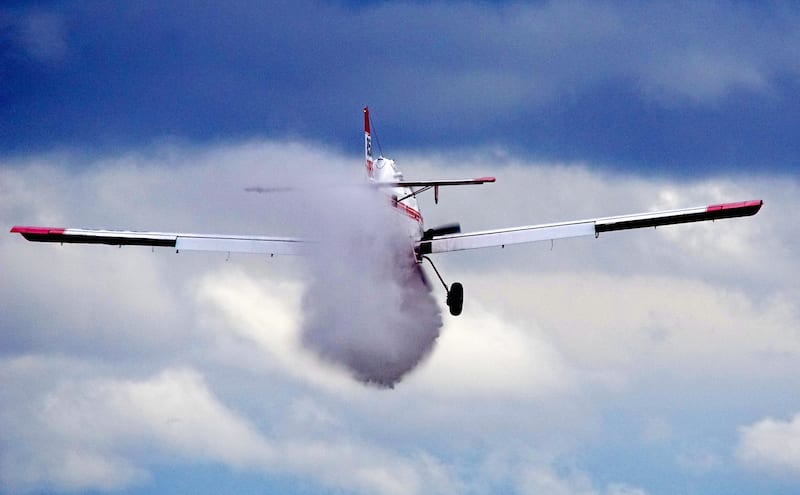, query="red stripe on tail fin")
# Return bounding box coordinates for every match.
[364,106,374,179]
